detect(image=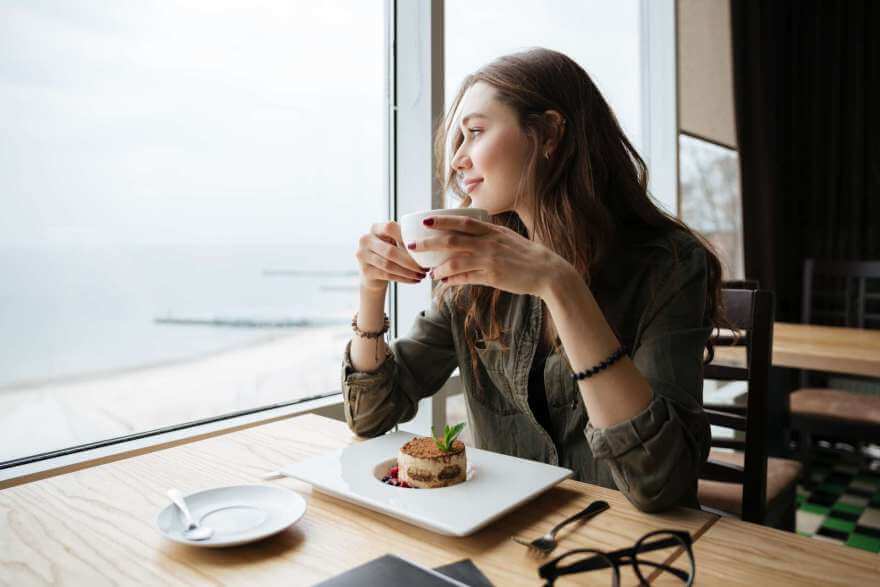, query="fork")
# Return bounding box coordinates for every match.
[513,499,609,556]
